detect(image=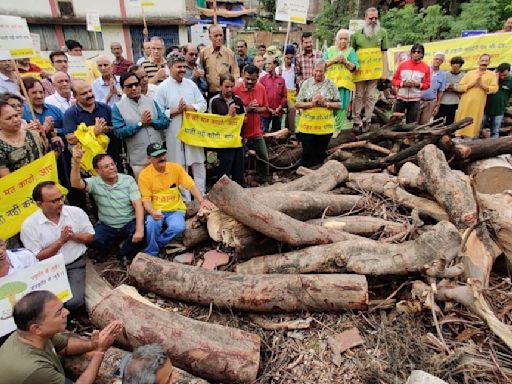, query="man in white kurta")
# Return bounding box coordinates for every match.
[155,53,207,198]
